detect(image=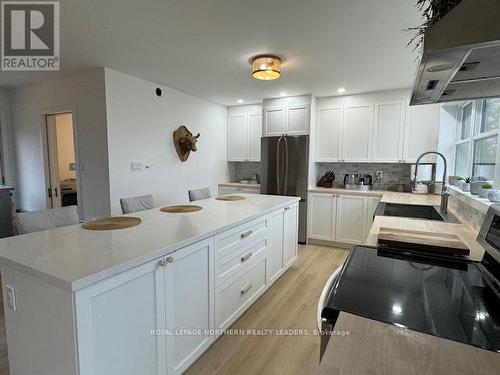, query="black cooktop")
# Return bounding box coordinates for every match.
[323,245,500,352]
